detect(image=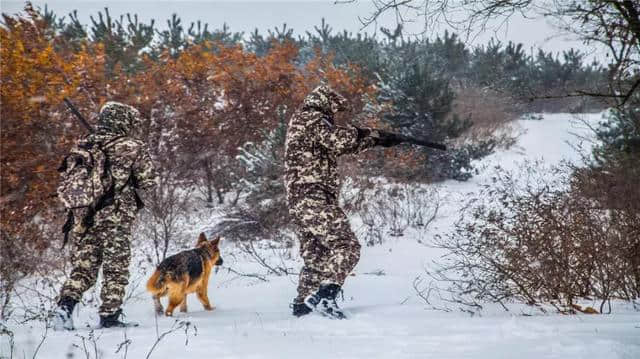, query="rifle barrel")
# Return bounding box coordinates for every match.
[398,135,447,151]
[63,97,94,132]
